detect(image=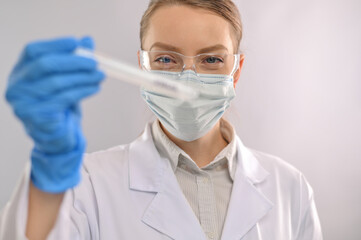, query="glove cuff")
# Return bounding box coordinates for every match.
[30,132,86,193]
